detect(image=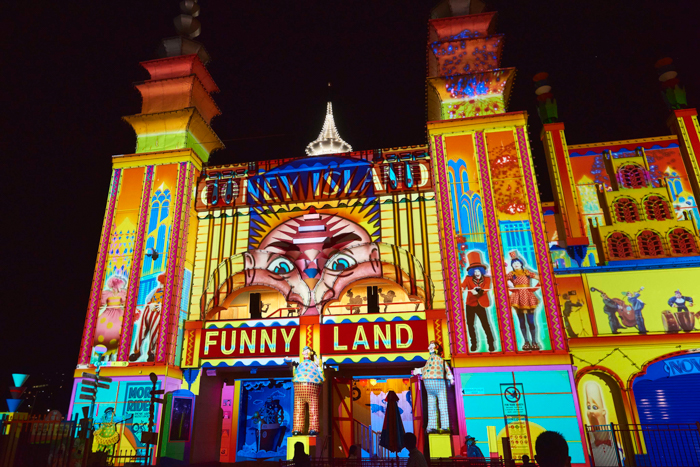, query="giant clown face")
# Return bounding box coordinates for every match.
[243,209,382,315]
